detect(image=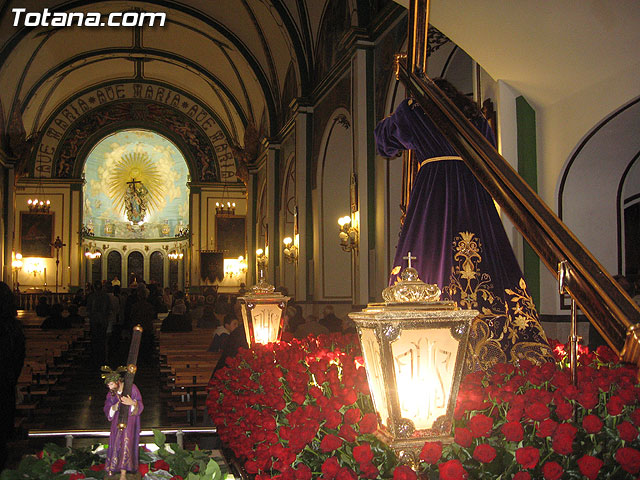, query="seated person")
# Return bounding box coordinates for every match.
[65,304,85,326]
[213,319,248,374]
[320,305,342,332]
[208,313,239,352]
[294,314,329,339]
[159,302,192,332]
[40,303,71,329]
[35,296,51,317]
[197,305,218,329]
